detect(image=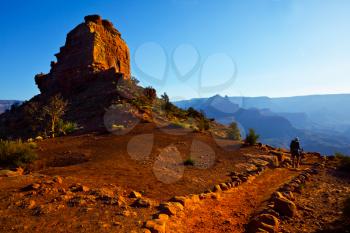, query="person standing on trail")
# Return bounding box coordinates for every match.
[290,137,302,168]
